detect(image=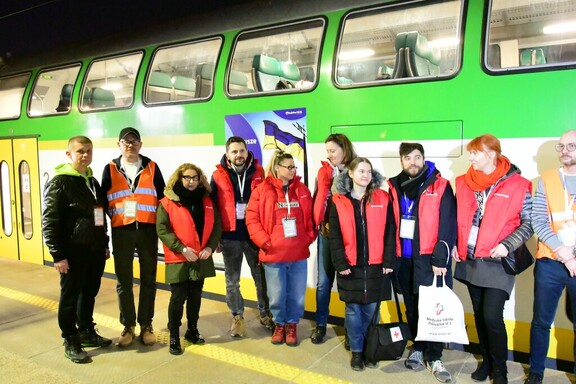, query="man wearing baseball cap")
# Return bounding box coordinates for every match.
[101,127,165,347]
